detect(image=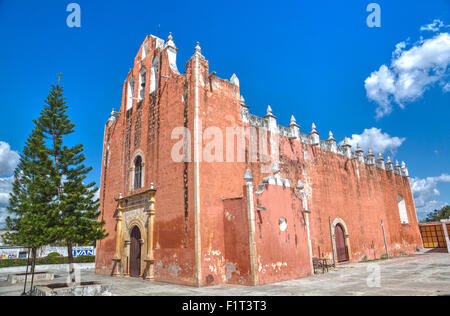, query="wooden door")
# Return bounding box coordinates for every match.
[130,226,141,277]
[335,224,349,262]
